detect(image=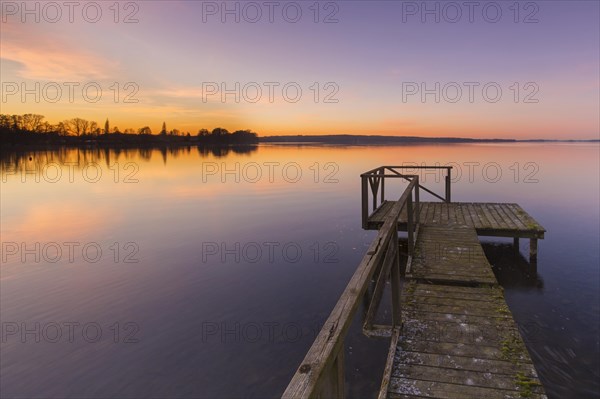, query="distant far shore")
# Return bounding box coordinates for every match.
[260,135,599,144]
